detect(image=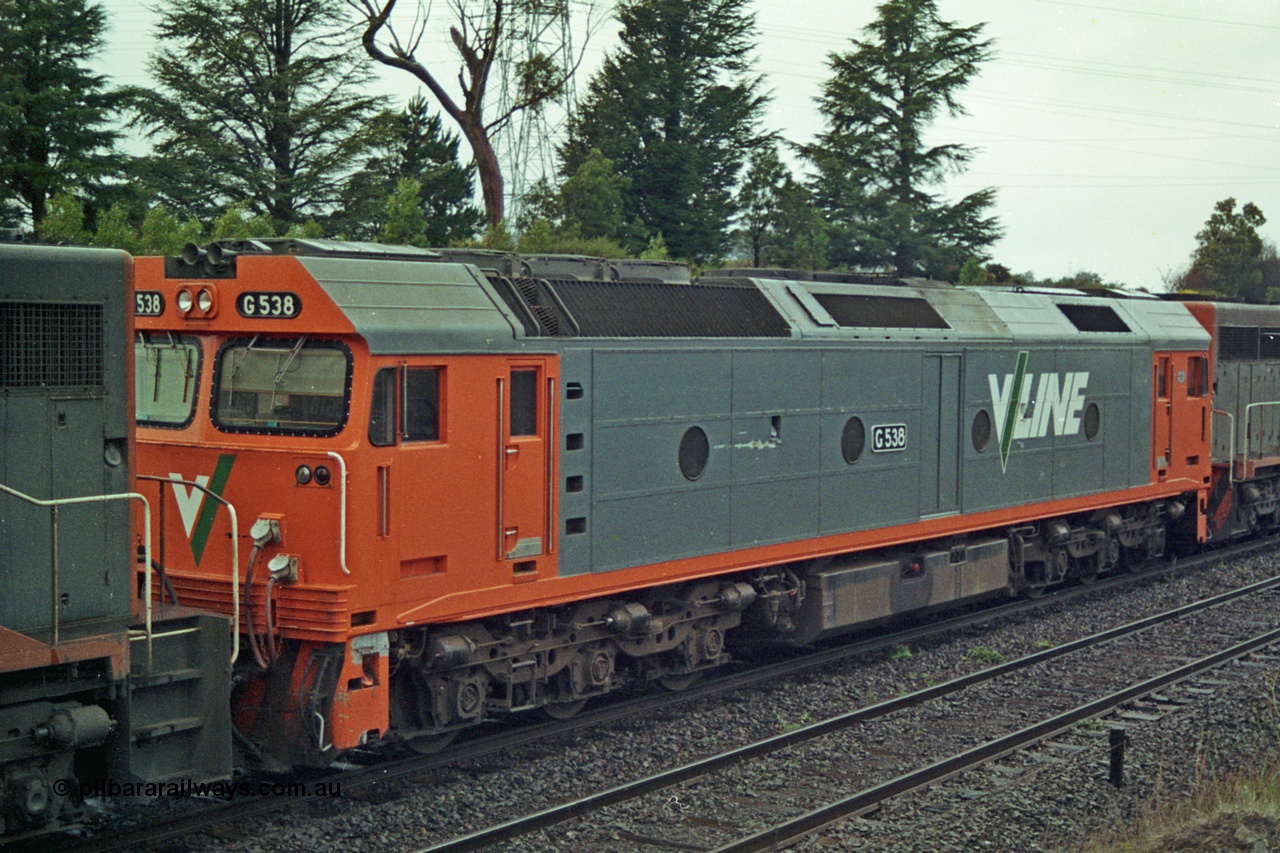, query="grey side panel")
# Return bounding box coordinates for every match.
[590,350,733,571]
[0,246,132,635]
[557,348,593,576]
[819,348,922,535]
[963,345,1143,515]
[729,349,822,547]
[0,394,52,634]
